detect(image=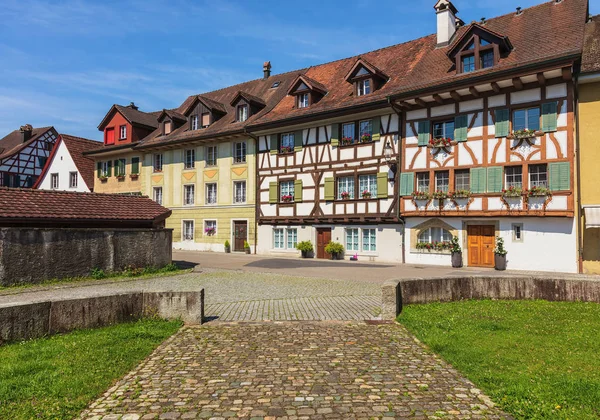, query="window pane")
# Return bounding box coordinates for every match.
[346,228,359,251]
[280,180,295,200]
[364,79,371,94]
[417,173,430,192]
[505,166,523,188]
[362,228,376,252]
[418,229,430,243]
[481,50,494,68]
[234,181,246,203]
[462,55,475,72]
[359,120,372,138]
[455,170,470,191]
[435,171,449,192]
[206,184,217,204]
[274,229,284,249]
[527,108,540,131]
[281,133,294,150]
[287,229,297,249]
[337,176,355,199]
[433,122,444,139]
[358,174,377,196]
[529,164,547,188]
[342,123,355,142]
